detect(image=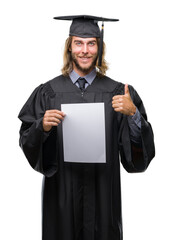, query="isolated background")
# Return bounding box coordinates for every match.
[0,0,173,239]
